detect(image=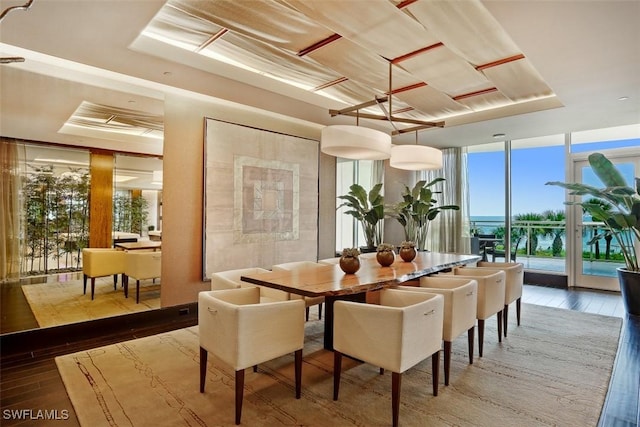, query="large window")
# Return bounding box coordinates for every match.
[466,124,639,283]
[467,143,506,260]
[335,159,381,253]
[511,135,567,273]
